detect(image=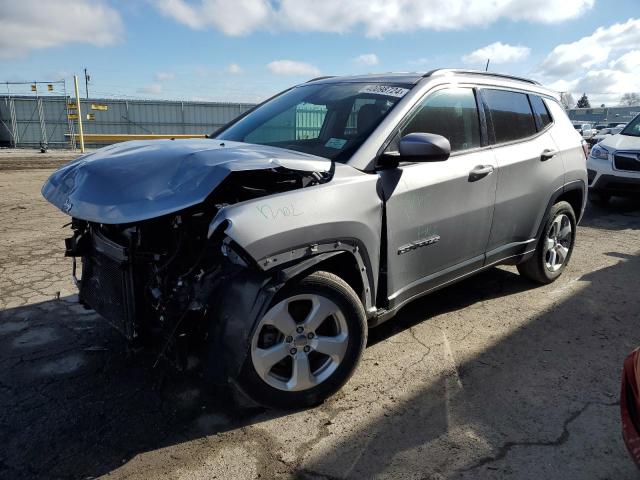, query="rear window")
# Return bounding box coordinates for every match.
[529,95,553,129]
[484,89,537,143]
